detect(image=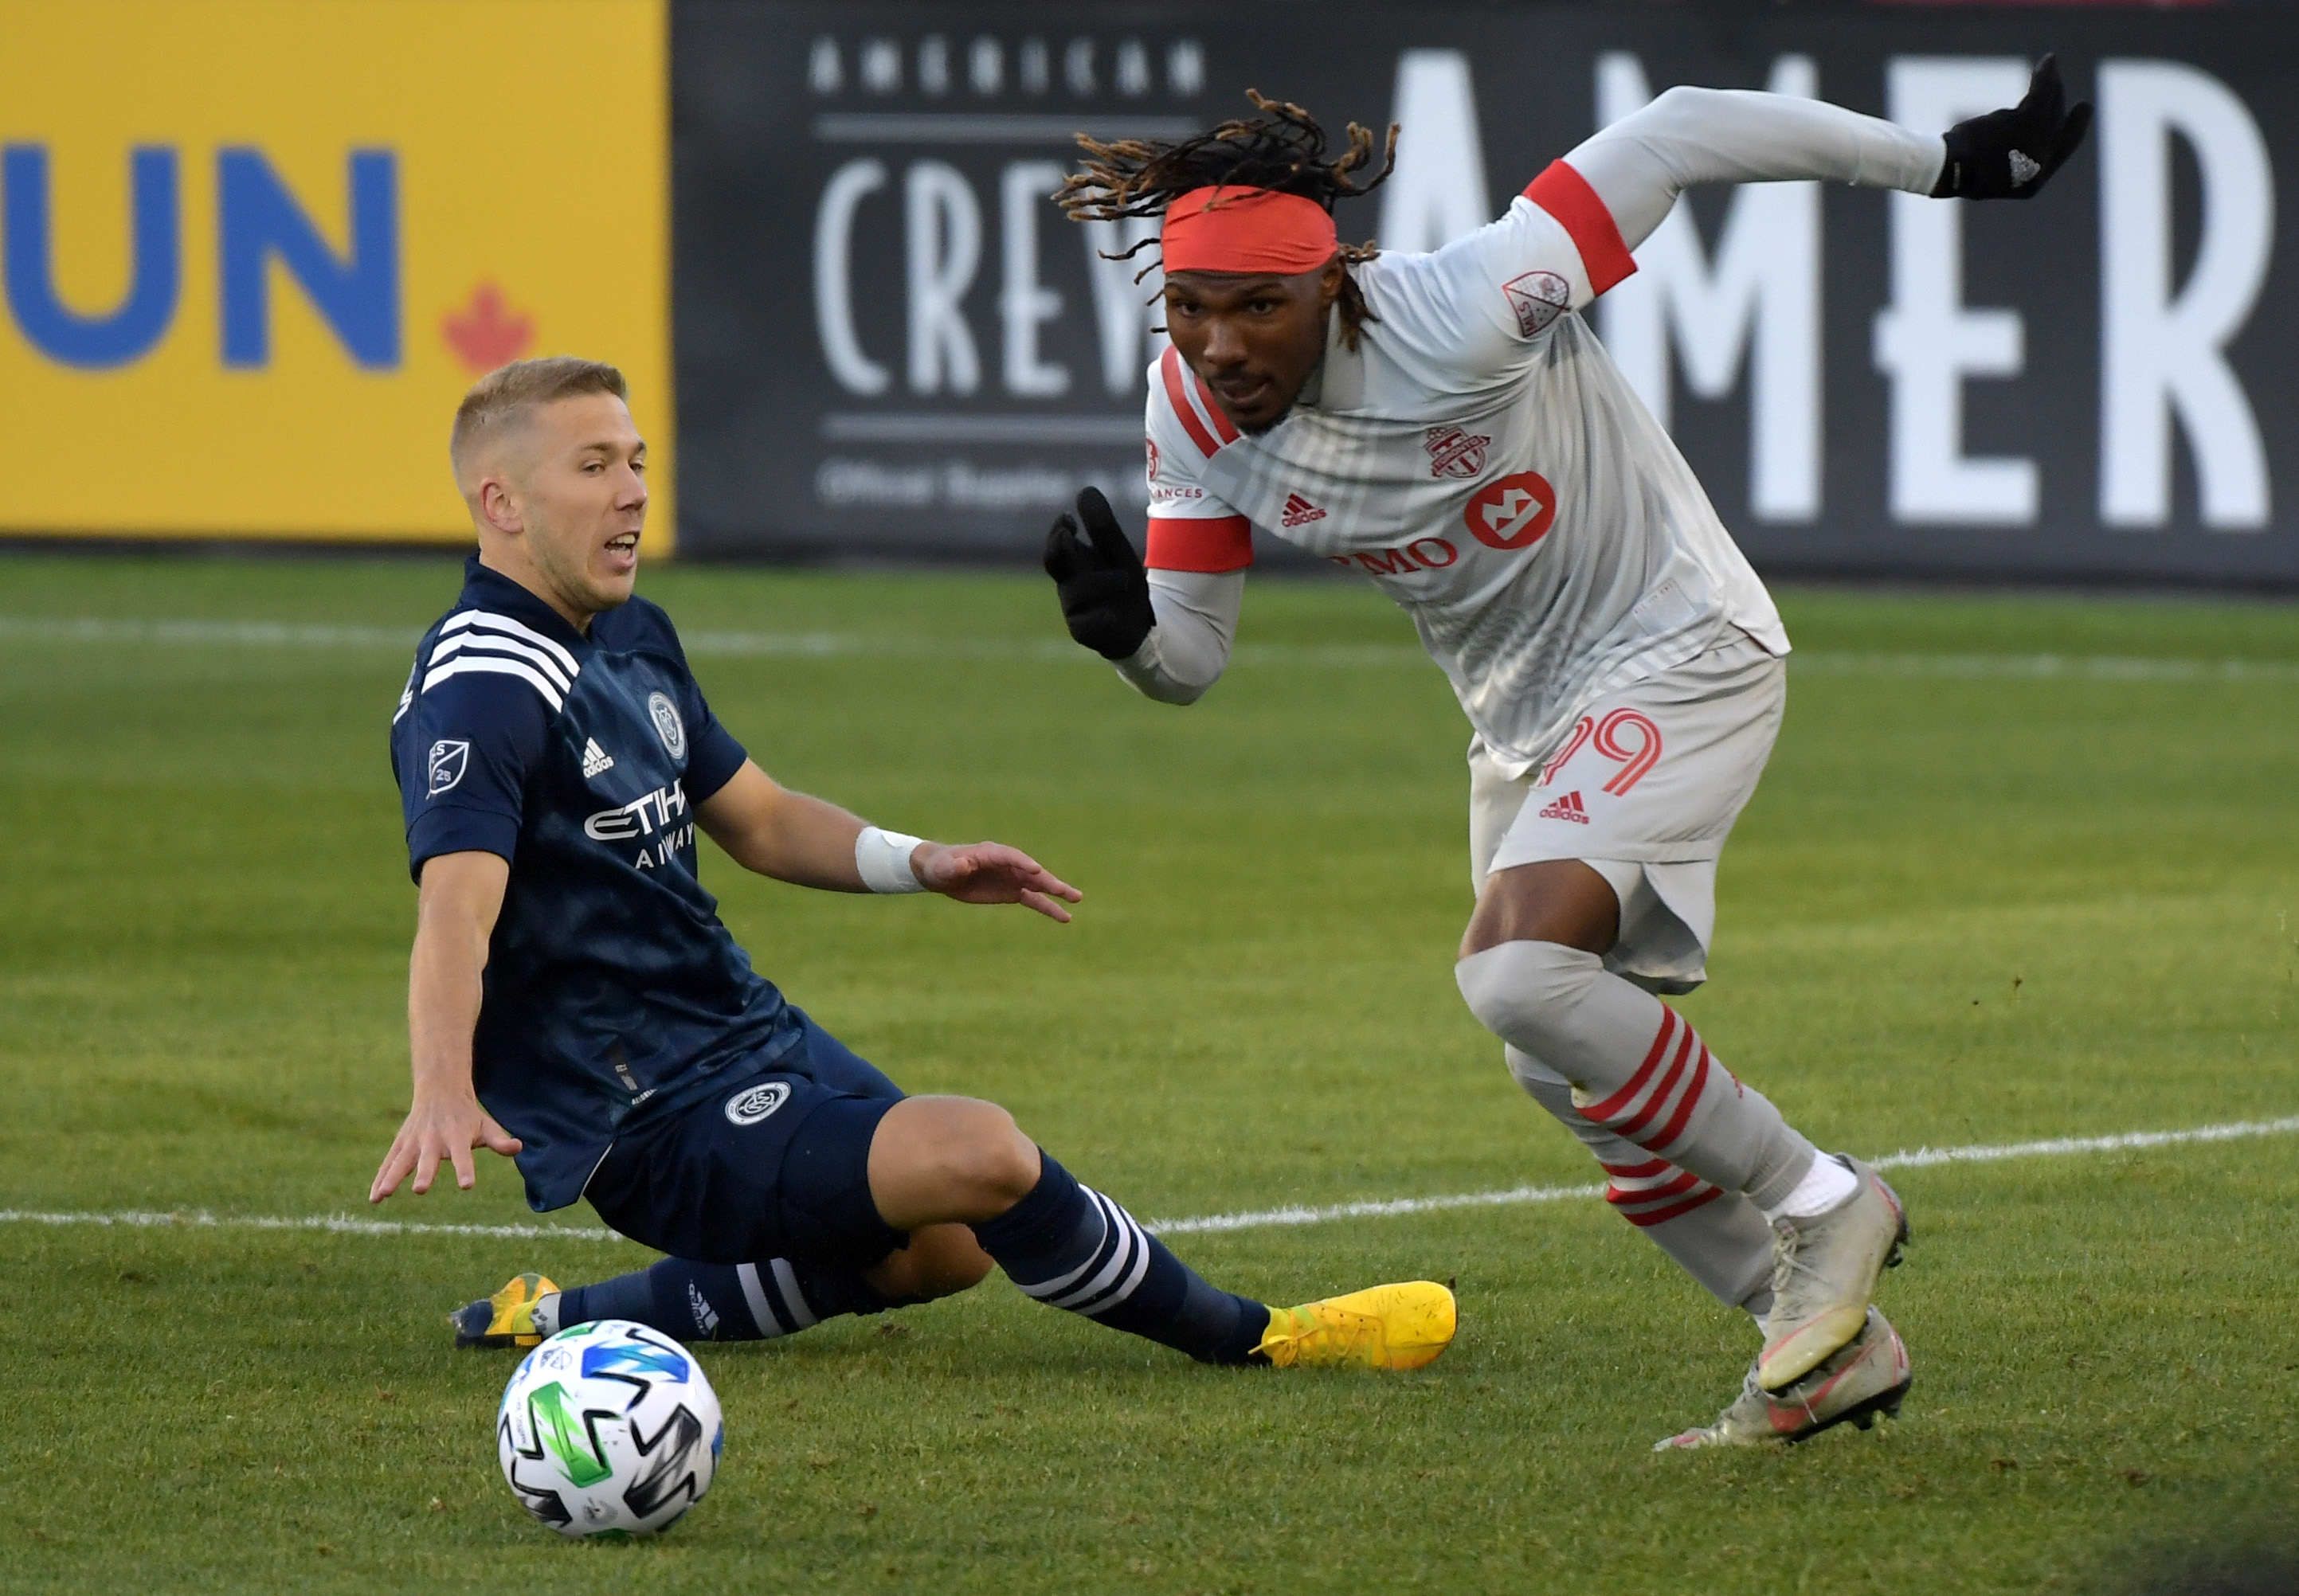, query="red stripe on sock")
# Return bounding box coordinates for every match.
[1582,1009,1679,1124]
[1605,1169,1702,1207]
[1634,1050,1714,1158]
[1612,1023,1699,1141]
[1617,1185,1727,1228]
[1599,1158,1670,1179]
